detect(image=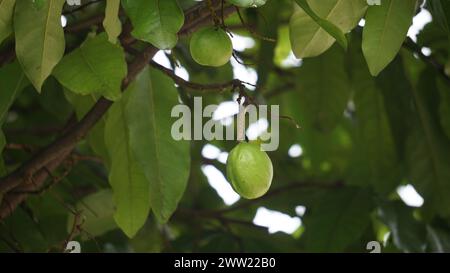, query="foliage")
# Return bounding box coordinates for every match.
[0,0,450,253]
